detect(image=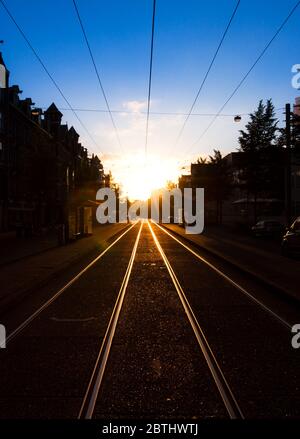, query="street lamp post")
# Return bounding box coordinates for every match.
[285,103,292,226]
